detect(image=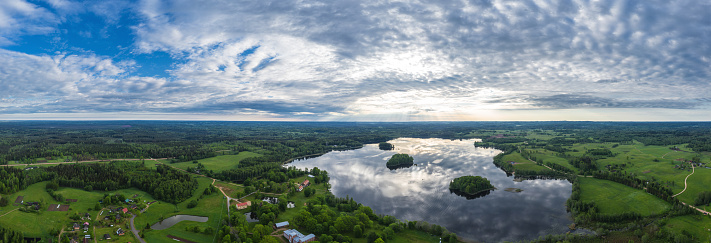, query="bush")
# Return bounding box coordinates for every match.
[187,200,198,208]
